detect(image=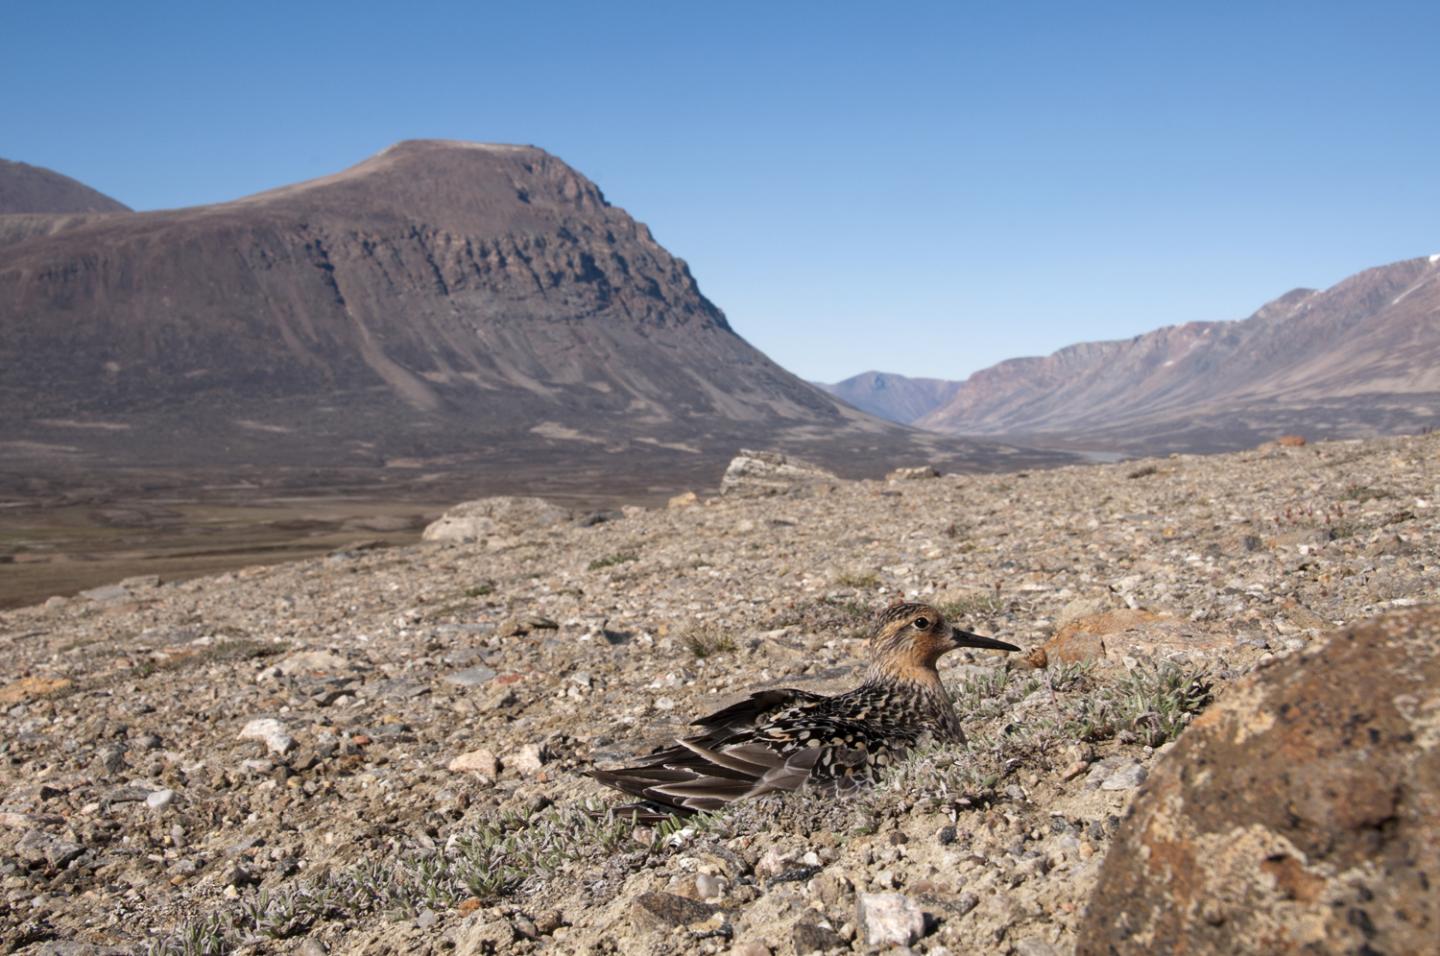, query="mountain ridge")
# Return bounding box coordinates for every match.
[0,157,131,215]
[0,142,1069,500]
[825,254,1440,453]
[817,371,963,424]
